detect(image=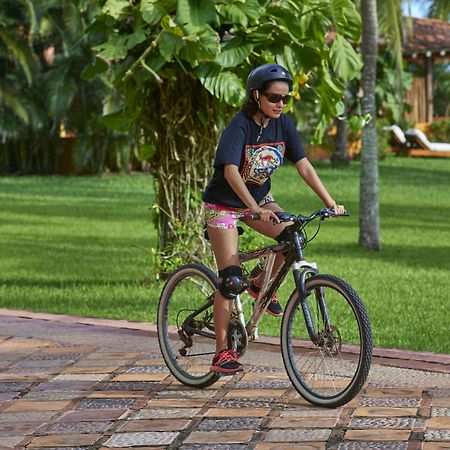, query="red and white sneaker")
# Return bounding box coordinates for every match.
[247,280,283,317]
[210,349,244,374]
